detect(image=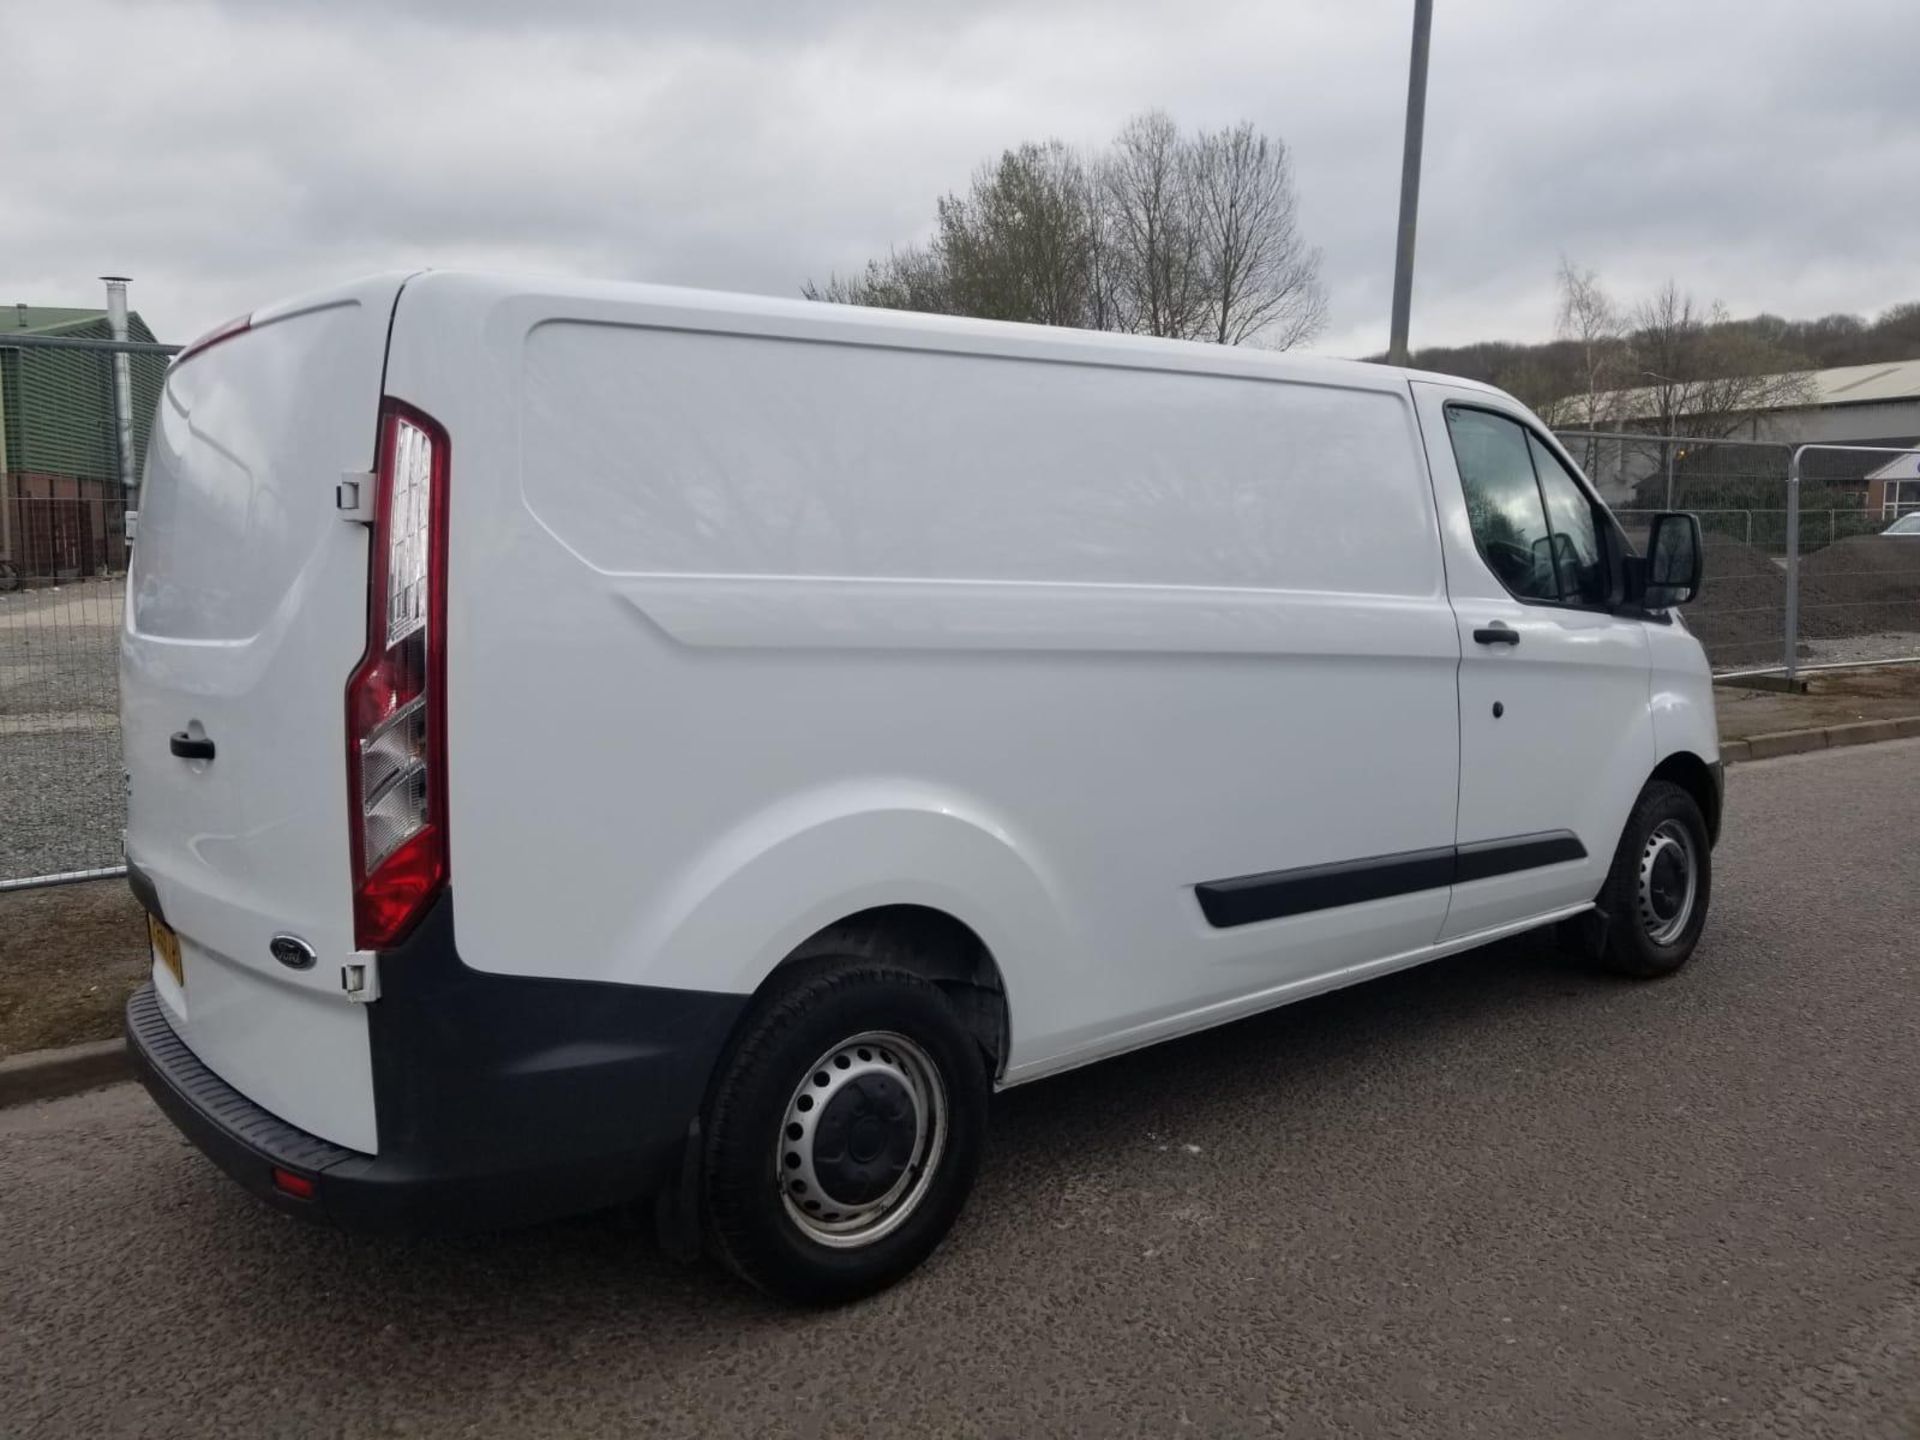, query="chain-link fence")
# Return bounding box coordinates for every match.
[2,329,176,890]
[1556,430,1920,677]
